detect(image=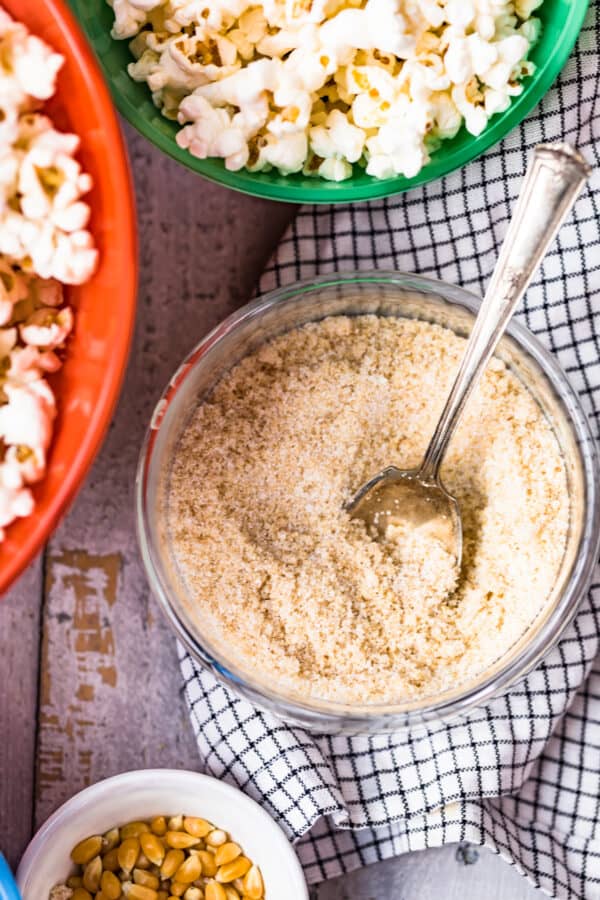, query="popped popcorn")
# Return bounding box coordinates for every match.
[0,9,63,124]
[309,109,365,163]
[109,0,542,181]
[109,0,165,39]
[0,8,97,541]
[0,113,98,284]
